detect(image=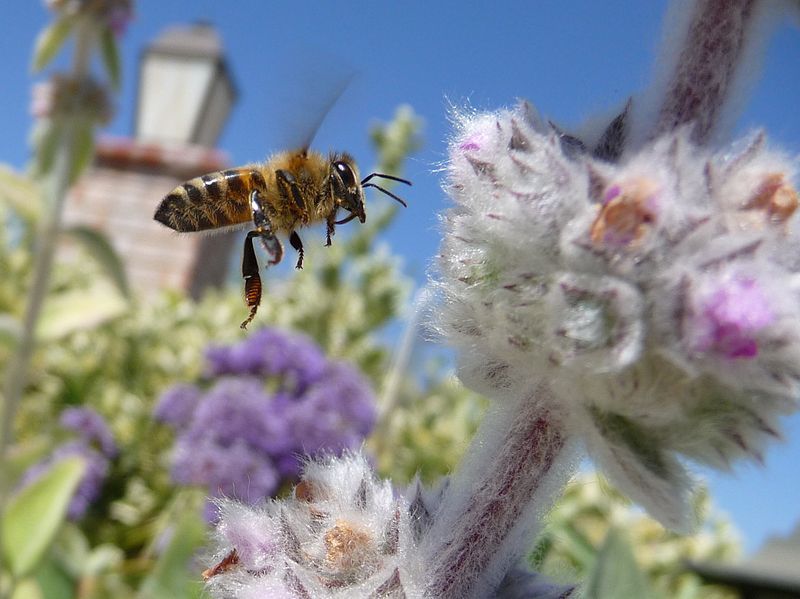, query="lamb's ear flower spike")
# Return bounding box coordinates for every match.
[429,1,800,596]
[203,452,426,598]
[436,101,800,534]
